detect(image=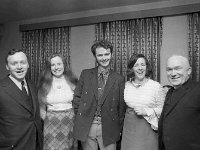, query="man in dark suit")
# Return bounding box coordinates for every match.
[0,49,43,150]
[73,40,126,150]
[158,55,200,150]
